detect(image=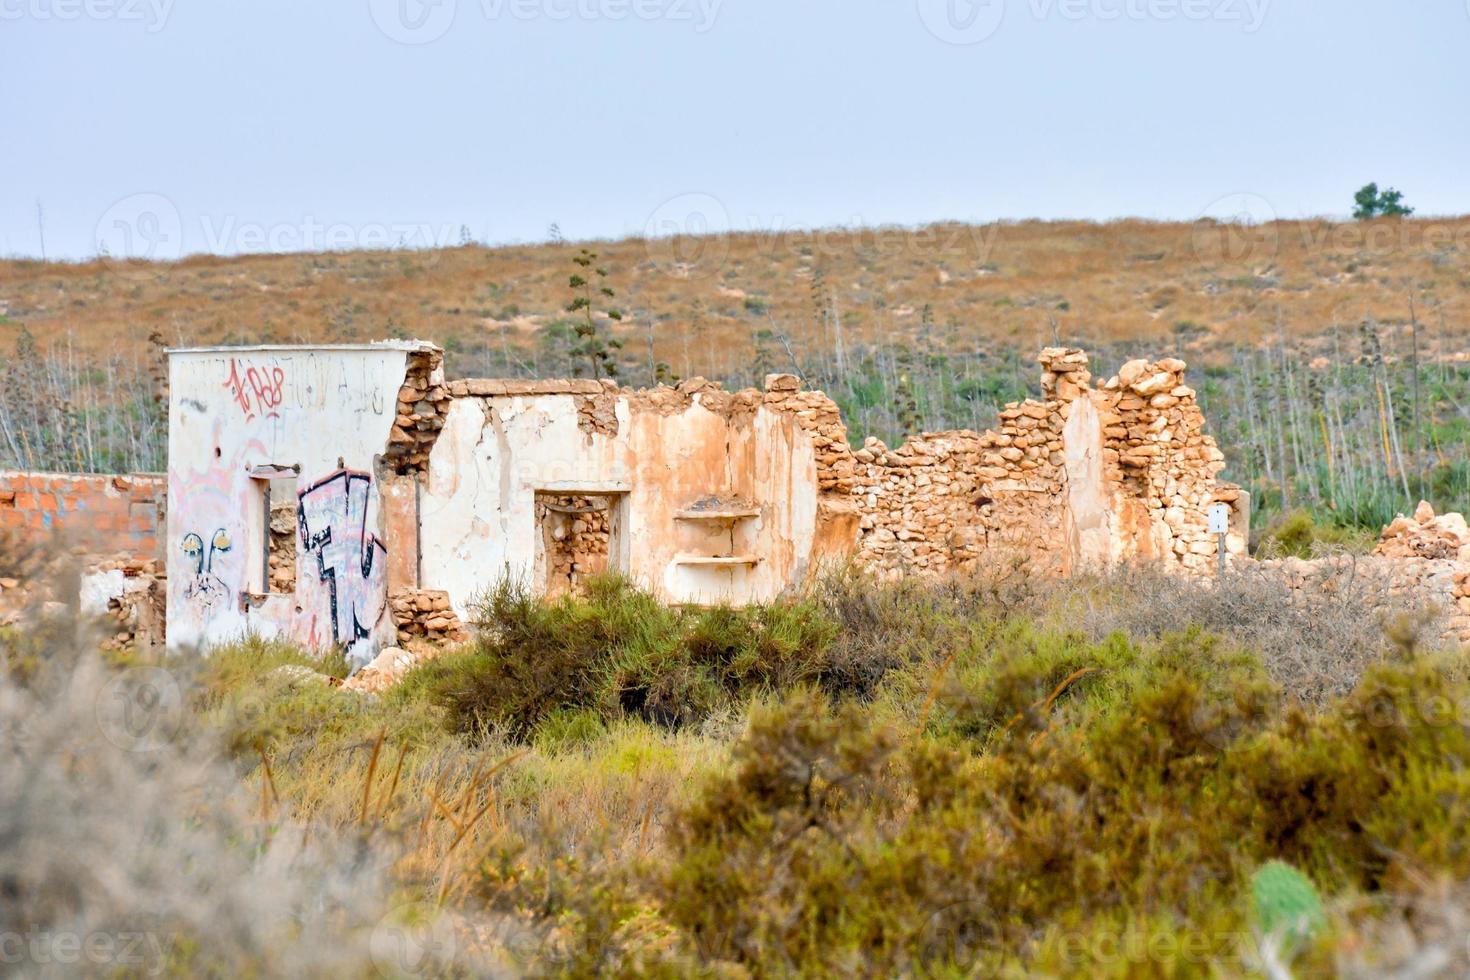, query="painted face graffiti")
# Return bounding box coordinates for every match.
[181,527,232,612]
[297,469,388,653]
